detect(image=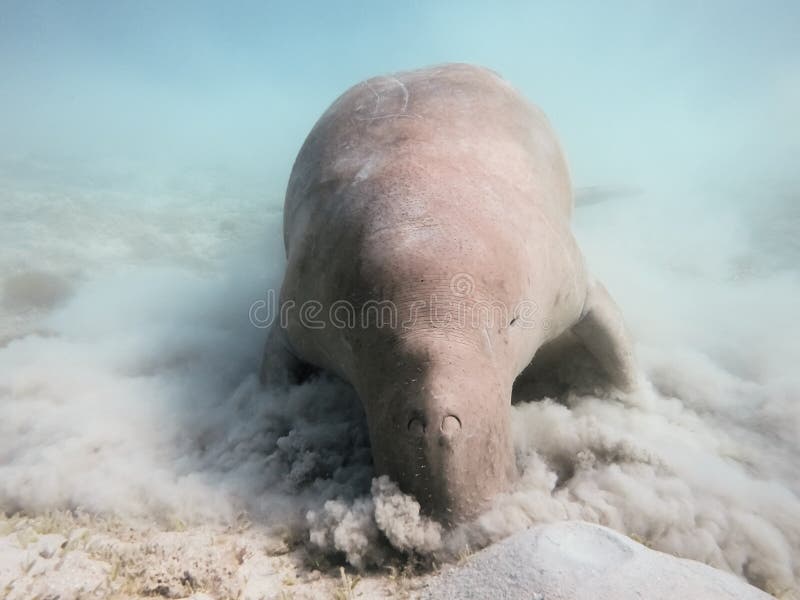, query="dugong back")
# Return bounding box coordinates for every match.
[284,63,573,255]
